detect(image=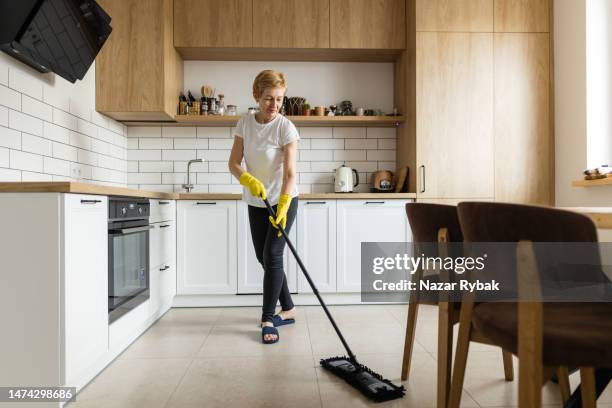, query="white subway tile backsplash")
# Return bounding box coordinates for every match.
[127,173,162,184]
[22,95,52,121]
[97,154,116,169]
[0,126,21,149]
[378,161,396,171]
[77,118,98,138]
[162,173,186,184]
[299,127,332,139]
[162,149,198,161]
[0,106,7,127]
[296,161,311,172]
[43,122,70,143]
[311,184,334,193]
[140,138,174,149]
[69,100,91,122]
[53,108,78,131]
[300,172,334,184]
[0,147,8,167]
[22,133,52,156]
[91,139,110,155]
[333,128,366,139]
[91,111,110,129]
[311,139,344,150]
[98,127,117,144]
[197,127,230,138]
[70,162,92,180]
[297,139,310,150]
[367,150,395,161]
[130,150,162,161]
[334,150,366,161]
[207,161,229,172]
[9,110,43,136]
[140,161,173,173]
[52,142,78,162]
[297,184,311,193]
[163,127,196,138]
[209,184,242,193]
[0,65,7,86]
[127,161,139,172]
[108,120,124,136]
[207,138,233,150]
[0,167,20,181]
[345,161,379,173]
[174,160,208,173]
[197,173,231,184]
[43,157,70,176]
[198,150,230,161]
[0,84,21,110]
[128,126,161,138]
[127,138,139,149]
[9,68,43,100]
[77,149,98,166]
[310,161,342,172]
[114,133,127,149]
[108,144,126,160]
[139,184,174,193]
[69,132,91,150]
[10,150,43,172]
[43,82,70,112]
[300,150,333,161]
[378,138,396,149]
[345,139,377,150]
[367,128,396,138]
[22,171,52,181]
